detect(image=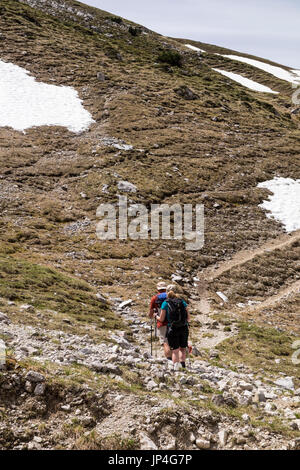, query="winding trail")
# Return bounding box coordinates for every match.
[194,230,300,330]
[198,230,300,282]
[249,280,300,311]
